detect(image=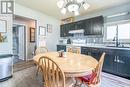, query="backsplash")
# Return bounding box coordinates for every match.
[60,35,130,46]
[61,35,103,44]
